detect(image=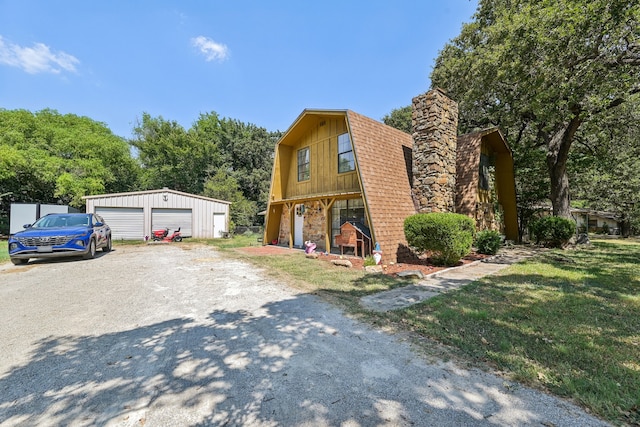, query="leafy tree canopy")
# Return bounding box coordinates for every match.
[430,0,639,218]
[0,108,139,211]
[132,112,279,225]
[570,97,640,235]
[382,106,412,134]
